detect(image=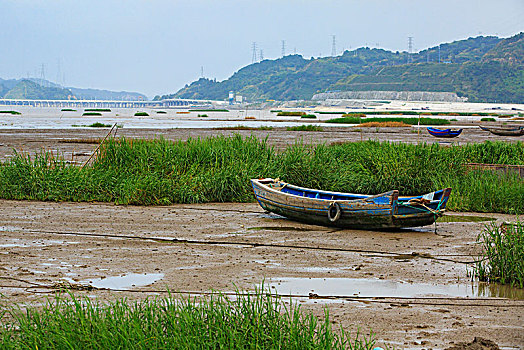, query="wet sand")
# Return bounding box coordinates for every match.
[0,126,523,349]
